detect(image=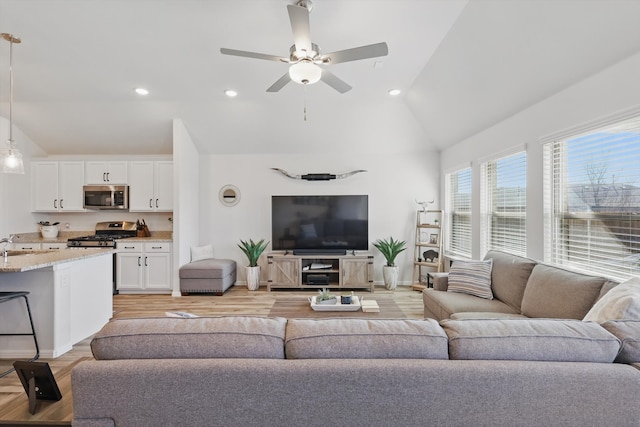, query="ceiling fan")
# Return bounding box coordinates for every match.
[220,0,388,94]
